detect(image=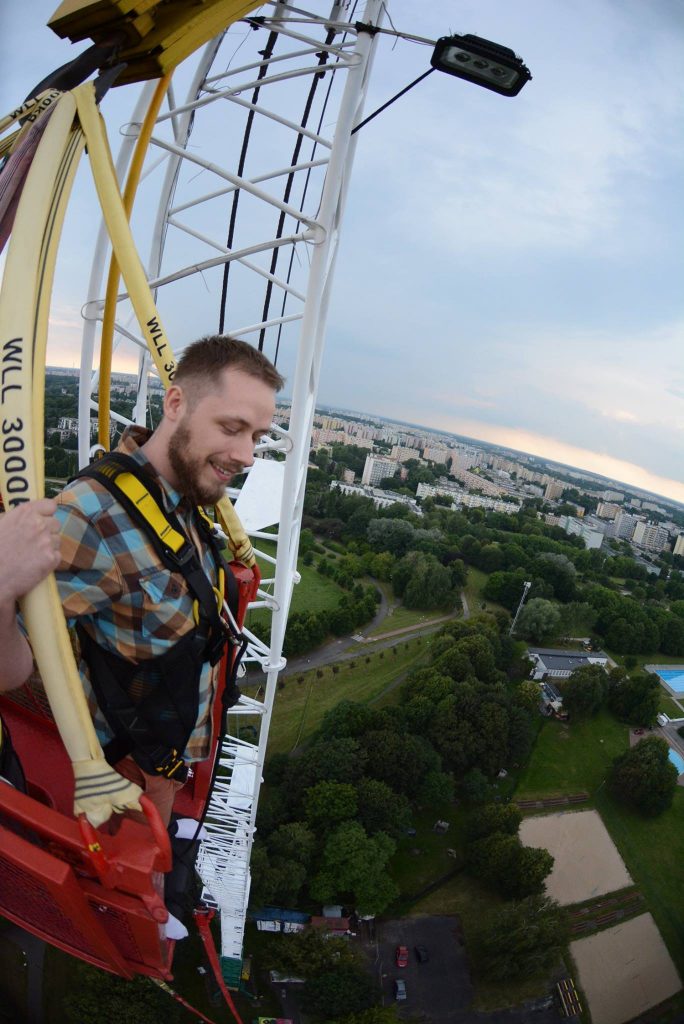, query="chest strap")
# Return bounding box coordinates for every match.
[74,452,237,662]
